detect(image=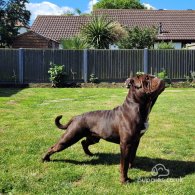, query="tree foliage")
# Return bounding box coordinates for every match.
[118,26,157,49]
[81,16,127,49]
[0,0,31,47]
[93,0,145,9]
